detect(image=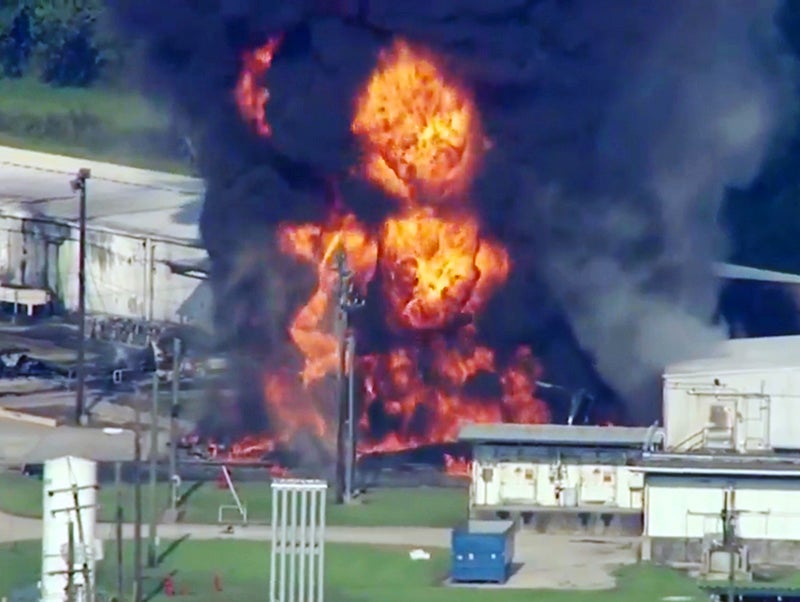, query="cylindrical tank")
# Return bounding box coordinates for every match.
[40,456,98,602]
